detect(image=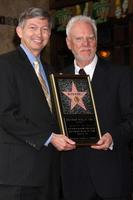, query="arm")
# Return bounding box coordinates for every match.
[92,66,133,150]
[0,57,56,150]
